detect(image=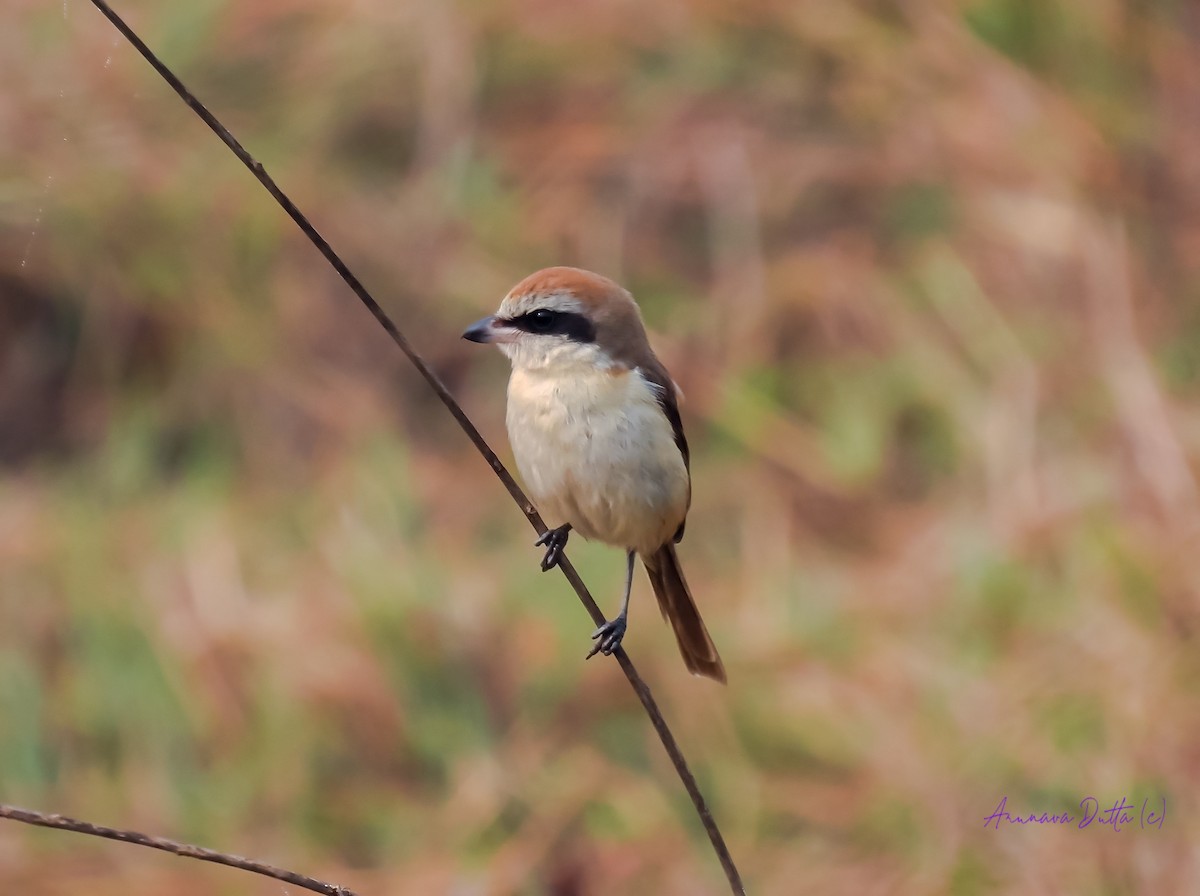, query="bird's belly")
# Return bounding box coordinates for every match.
[506,368,688,554]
